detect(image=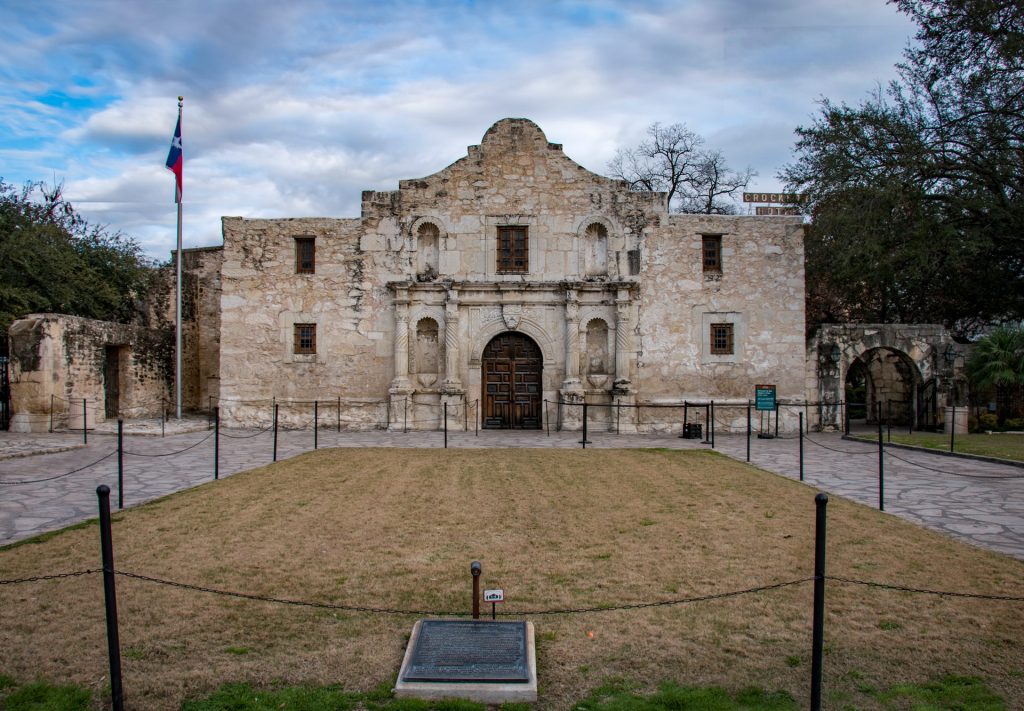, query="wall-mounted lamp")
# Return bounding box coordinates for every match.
[943,343,959,364]
[829,344,841,364]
